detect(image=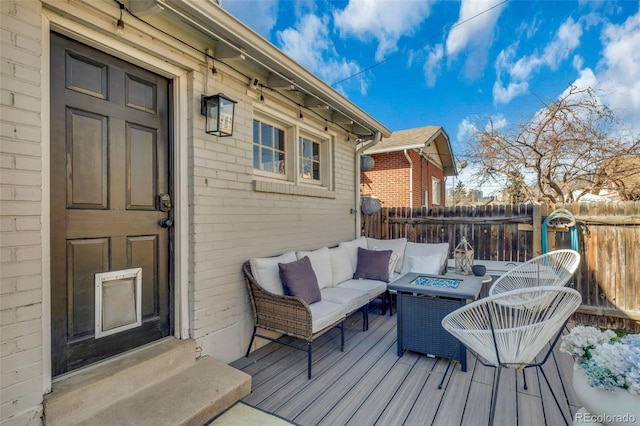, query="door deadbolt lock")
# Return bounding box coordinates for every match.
[158,193,172,212]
